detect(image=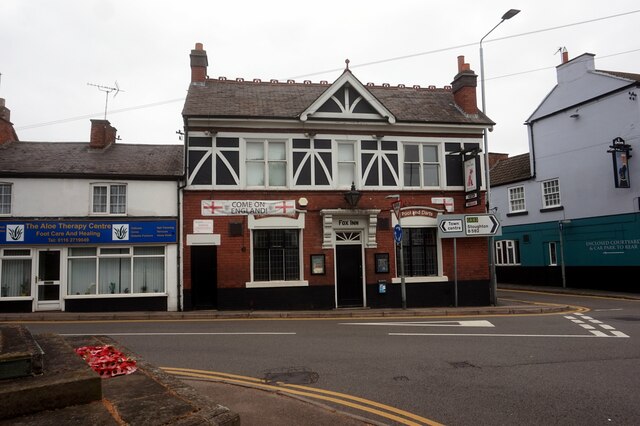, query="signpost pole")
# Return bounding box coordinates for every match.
[453,237,458,307]
[388,196,406,309]
[398,209,407,310]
